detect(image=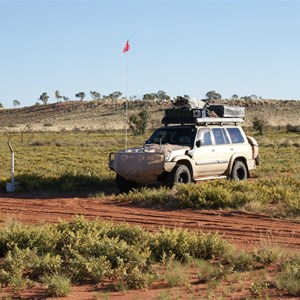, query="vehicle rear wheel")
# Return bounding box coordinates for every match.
[168,164,191,187]
[116,174,137,193]
[231,161,247,181]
